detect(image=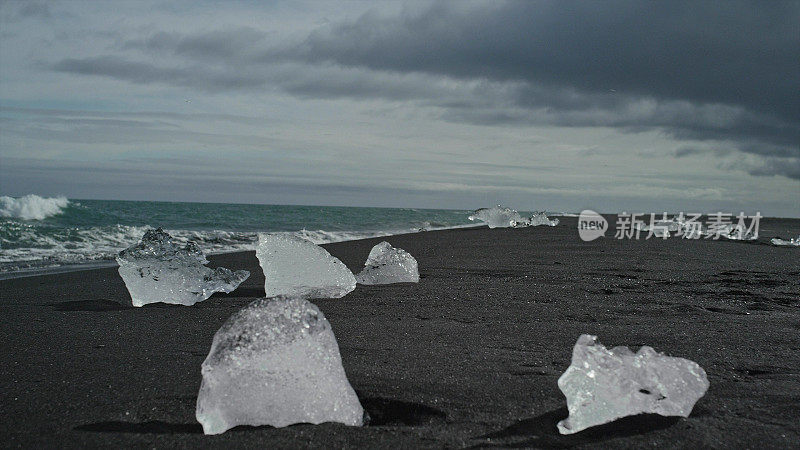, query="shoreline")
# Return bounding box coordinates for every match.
[0,224,485,281]
[3,214,800,281]
[1,221,798,447]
